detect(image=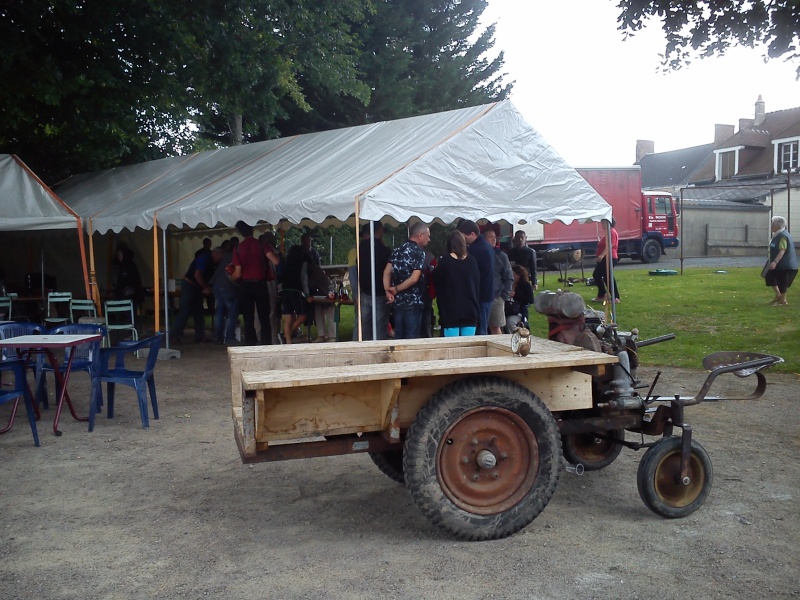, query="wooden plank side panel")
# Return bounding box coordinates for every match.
[389,345,487,363]
[256,381,388,443]
[242,352,617,391]
[394,369,594,427]
[502,368,594,411]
